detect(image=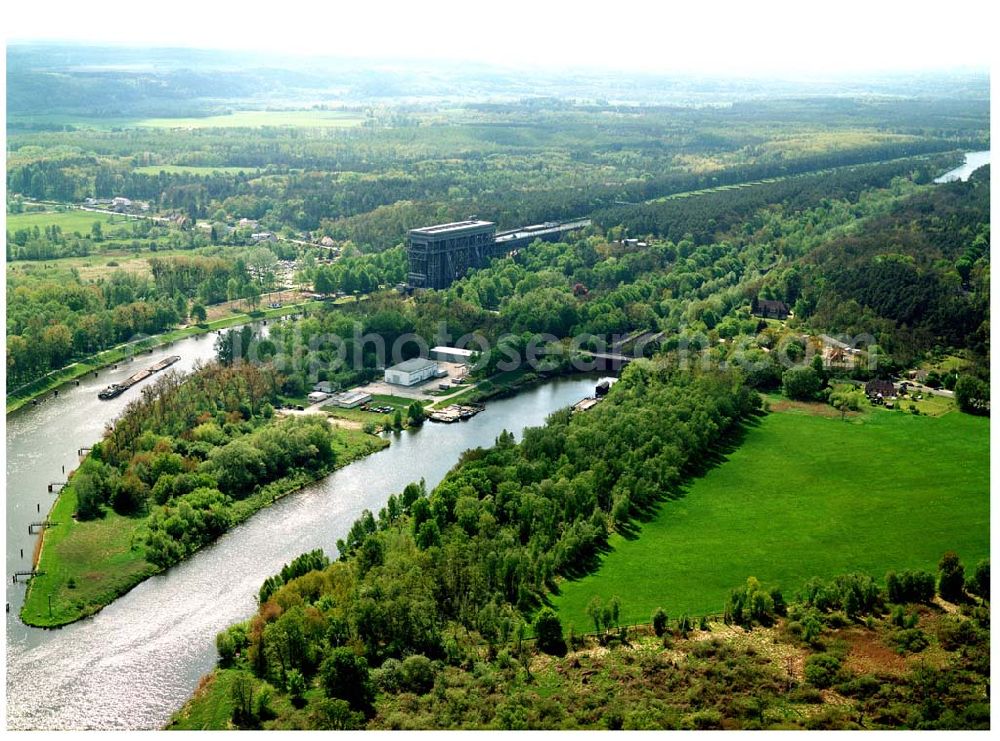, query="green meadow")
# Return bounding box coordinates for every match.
[553,406,989,630]
[6,208,131,234]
